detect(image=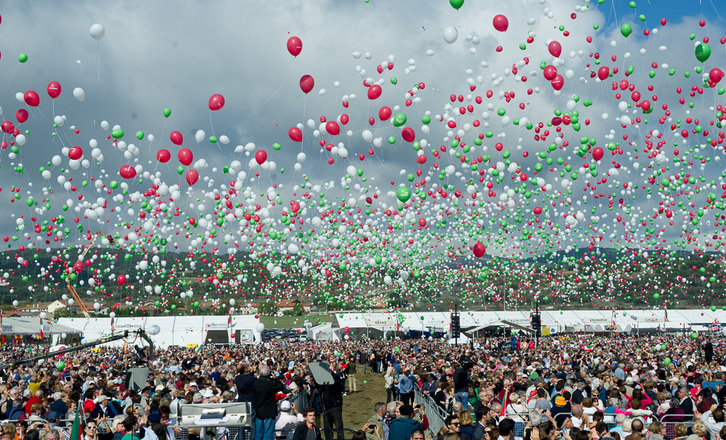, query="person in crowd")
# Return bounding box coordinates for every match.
[364,402,386,440]
[254,366,286,440]
[389,405,423,440]
[275,401,304,431]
